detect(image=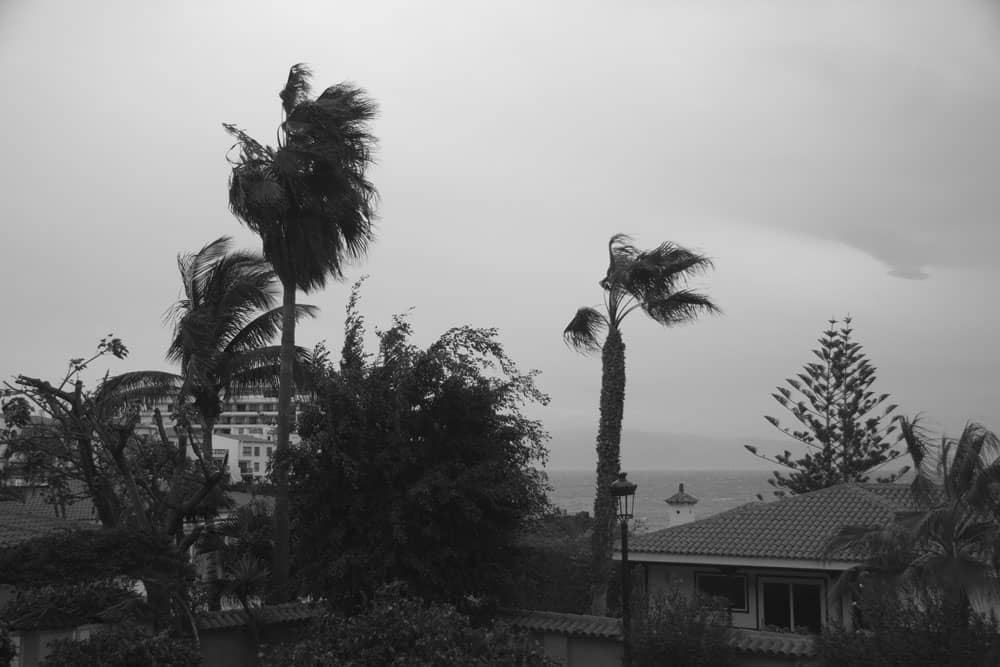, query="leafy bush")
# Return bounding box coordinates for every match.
[502,510,593,614]
[632,587,735,667]
[41,626,200,667]
[0,528,187,588]
[0,623,16,666]
[290,295,550,608]
[2,581,142,628]
[819,583,1000,666]
[263,586,556,666]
